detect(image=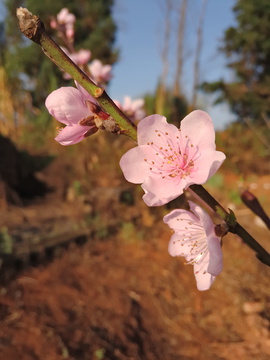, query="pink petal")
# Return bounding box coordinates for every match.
[57,8,69,22]
[55,124,91,146]
[193,263,216,291]
[123,96,132,110]
[66,27,74,39]
[76,49,91,65]
[134,109,146,121]
[50,19,57,29]
[163,208,198,231]
[45,87,89,126]
[119,146,152,183]
[207,235,223,276]
[66,13,76,25]
[188,201,205,218]
[168,233,183,256]
[187,149,226,185]
[102,65,113,81]
[195,202,217,237]
[180,110,216,149]
[89,60,112,83]
[190,202,223,276]
[132,99,144,111]
[75,82,97,103]
[207,151,226,179]
[137,115,178,147]
[89,59,102,75]
[189,201,216,237]
[168,233,204,259]
[142,176,187,206]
